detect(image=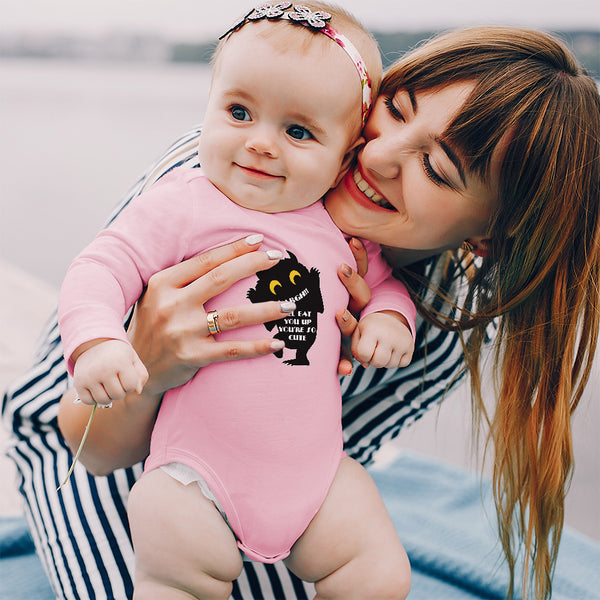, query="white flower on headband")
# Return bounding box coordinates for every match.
[288,5,332,29]
[248,2,292,20]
